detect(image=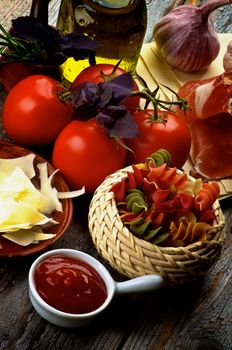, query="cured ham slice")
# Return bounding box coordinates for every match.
[178,73,232,122]
[190,114,232,179]
[223,40,232,73]
[177,73,232,180]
